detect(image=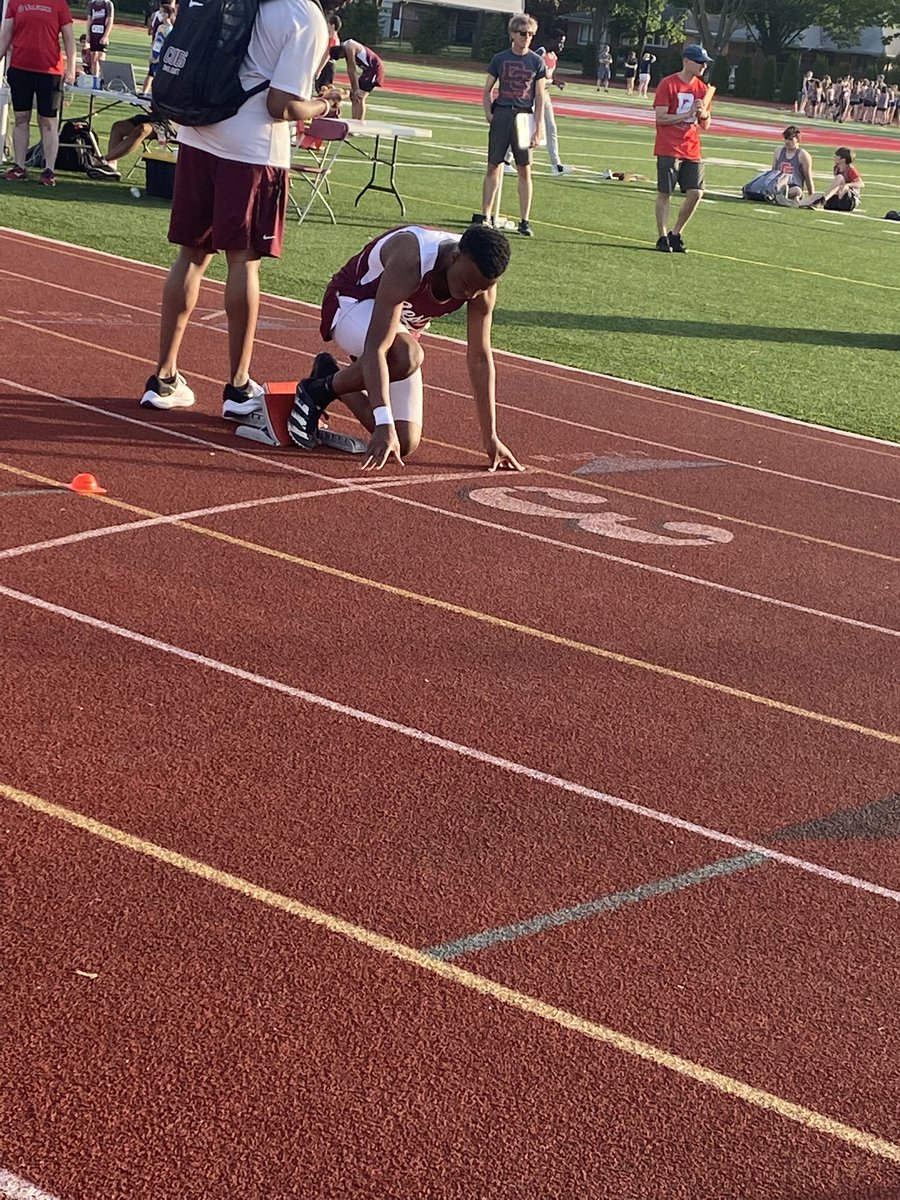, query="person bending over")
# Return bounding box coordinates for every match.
[283,223,523,472]
[328,37,384,120]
